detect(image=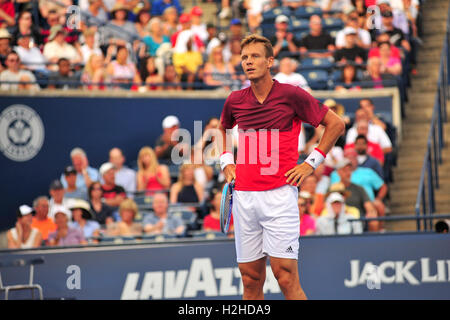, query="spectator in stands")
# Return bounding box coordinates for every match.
[333,27,366,64]
[331,159,379,231]
[142,17,170,57]
[81,53,109,90]
[298,192,316,236]
[143,192,185,235]
[83,0,108,25]
[40,9,62,44]
[346,108,393,154]
[138,56,163,90]
[63,166,89,201]
[0,51,40,91]
[202,189,233,232]
[155,115,180,160]
[14,33,47,72]
[161,6,179,37]
[190,6,208,43]
[48,205,87,246]
[376,0,410,37]
[80,28,103,65]
[135,8,152,38]
[229,18,244,43]
[7,205,42,249]
[244,0,265,34]
[172,13,205,53]
[334,62,361,91]
[378,41,402,76]
[299,174,324,217]
[274,57,310,91]
[345,121,385,165]
[107,198,143,236]
[99,3,139,49]
[109,147,136,198]
[218,0,232,19]
[298,15,335,58]
[359,98,387,131]
[152,0,182,16]
[316,192,363,235]
[352,134,384,178]
[0,0,14,28]
[162,63,182,90]
[283,0,318,9]
[99,162,126,209]
[203,46,236,90]
[88,181,115,226]
[31,196,56,242]
[435,220,450,234]
[368,32,402,61]
[61,147,99,191]
[0,28,11,71]
[170,163,204,204]
[335,9,371,49]
[361,56,394,89]
[173,35,203,90]
[206,31,231,66]
[378,9,411,53]
[270,15,299,59]
[10,11,42,47]
[106,45,142,89]
[137,146,171,193]
[69,199,100,239]
[229,38,245,81]
[43,25,82,68]
[48,180,71,221]
[48,57,81,89]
